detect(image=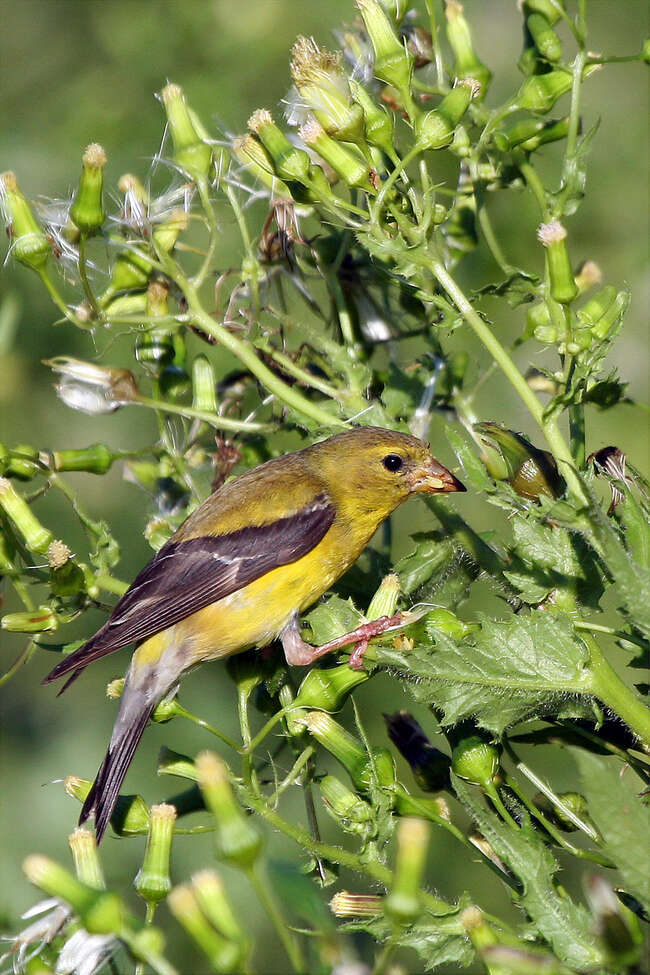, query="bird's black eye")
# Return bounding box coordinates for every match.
[383,454,404,472]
